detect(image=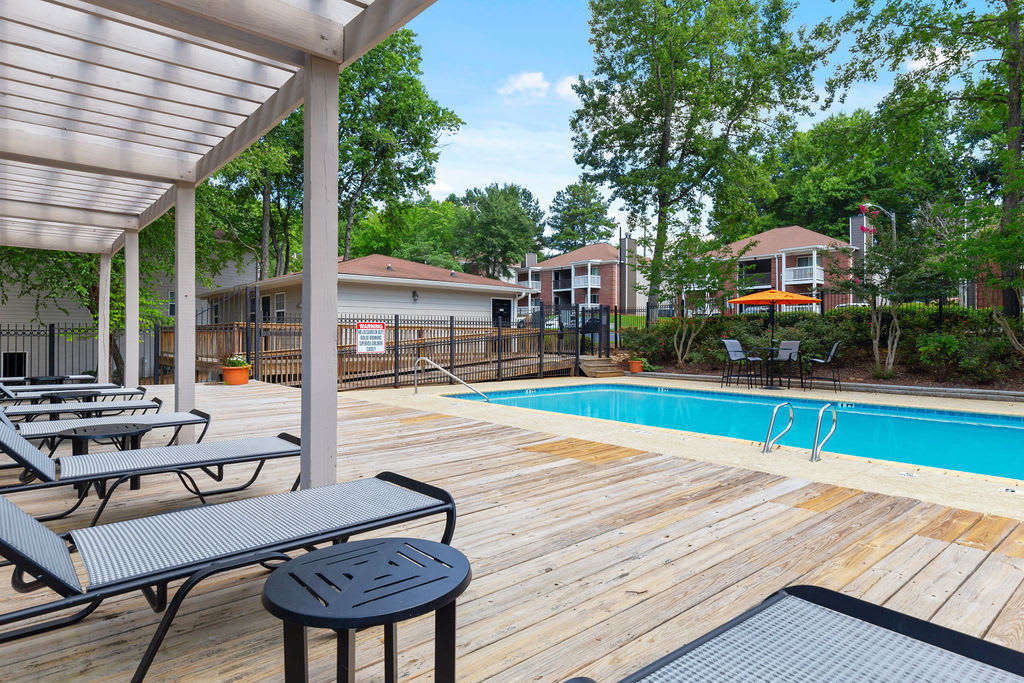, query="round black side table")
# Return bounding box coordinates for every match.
[58,422,152,492]
[42,390,102,419]
[262,537,471,683]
